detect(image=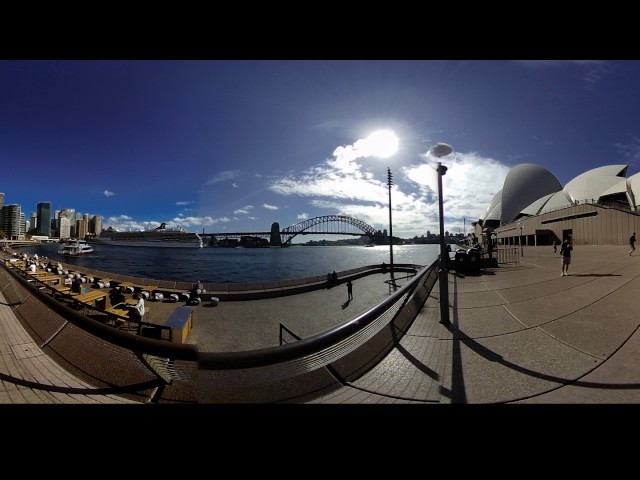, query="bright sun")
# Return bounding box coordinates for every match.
[366,129,399,158]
